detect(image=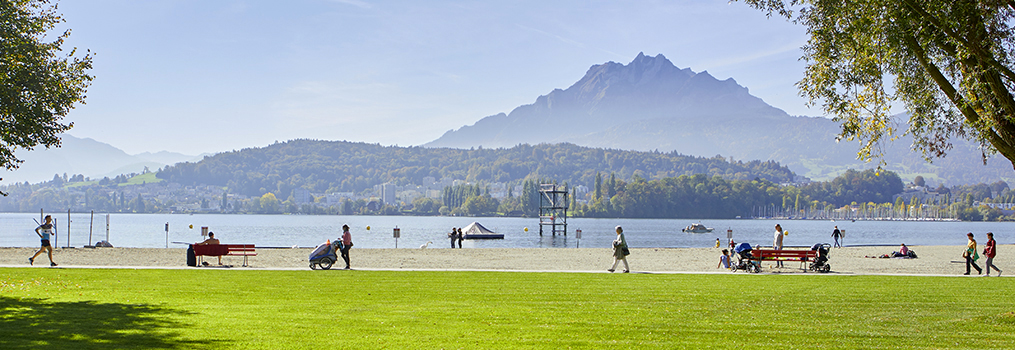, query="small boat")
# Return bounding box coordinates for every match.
[462,222,504,239]
[682,223,714,233]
